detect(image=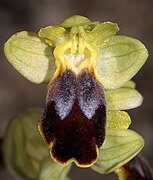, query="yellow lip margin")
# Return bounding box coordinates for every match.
[38,120,99,168]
